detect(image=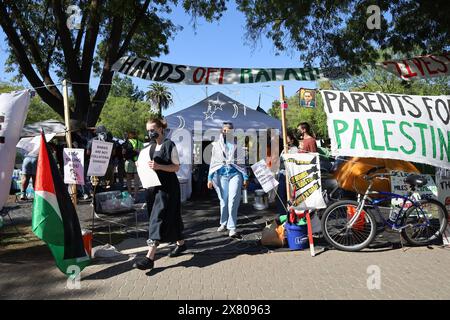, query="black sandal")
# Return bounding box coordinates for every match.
[168,243,187,258]
[134,257,154,270]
